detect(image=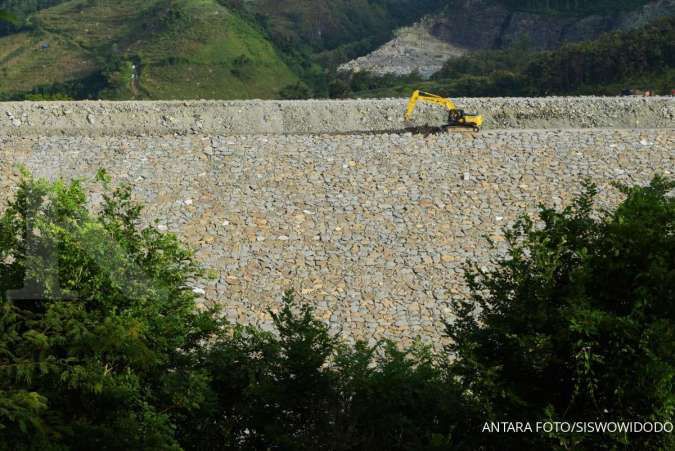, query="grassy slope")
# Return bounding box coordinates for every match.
[0,0,299,99]
[132,0,298,99]
[0,33,97,93]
